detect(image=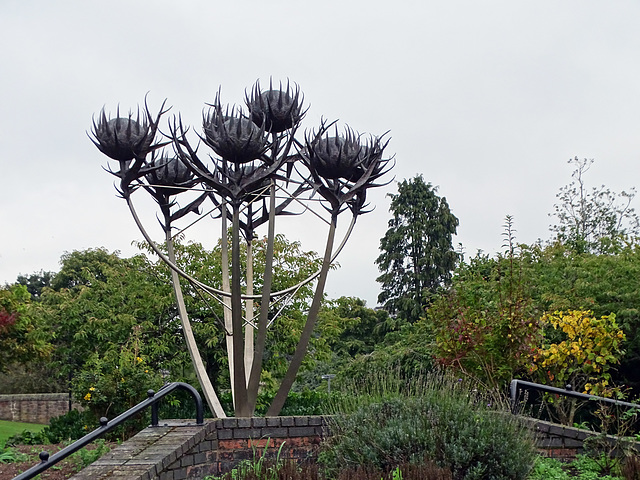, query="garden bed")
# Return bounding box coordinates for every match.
[0,442,114,480]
